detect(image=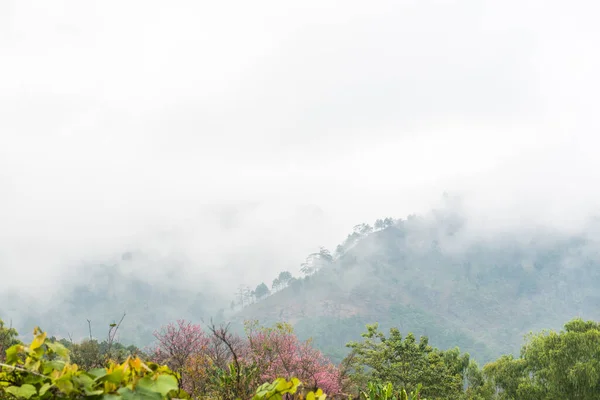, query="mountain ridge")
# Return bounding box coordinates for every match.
[234,207,600,364]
